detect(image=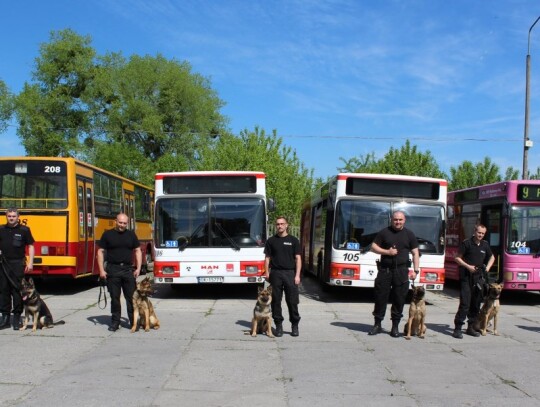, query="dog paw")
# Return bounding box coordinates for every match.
[251,333,257,337]
[404,336,411,340]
